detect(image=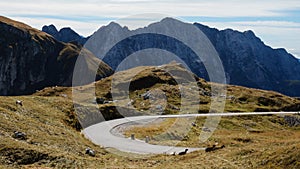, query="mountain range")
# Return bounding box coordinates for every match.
[194,23,300,96]
[0,16,299,96]
[42,18,300,96]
